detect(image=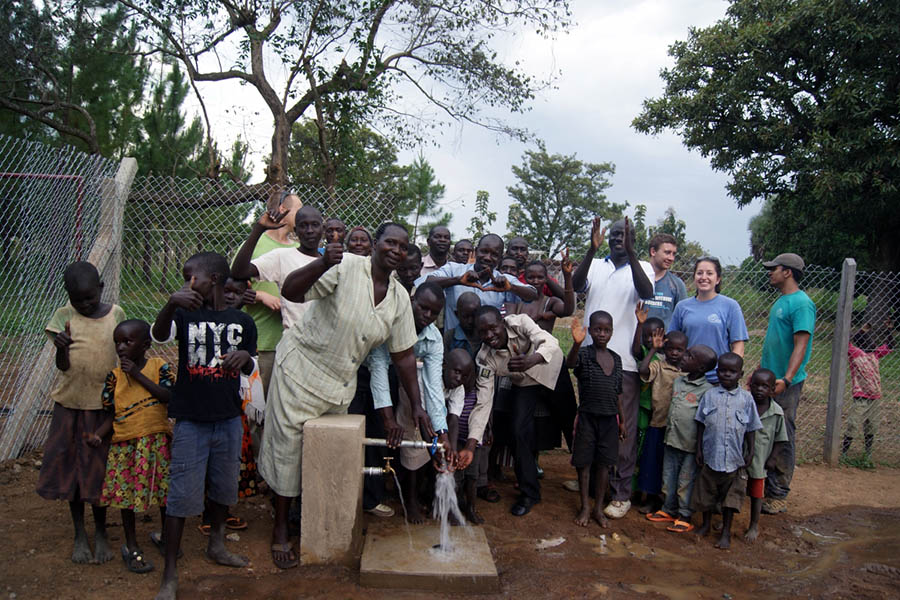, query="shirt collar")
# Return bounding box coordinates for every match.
[418,322,442,344]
